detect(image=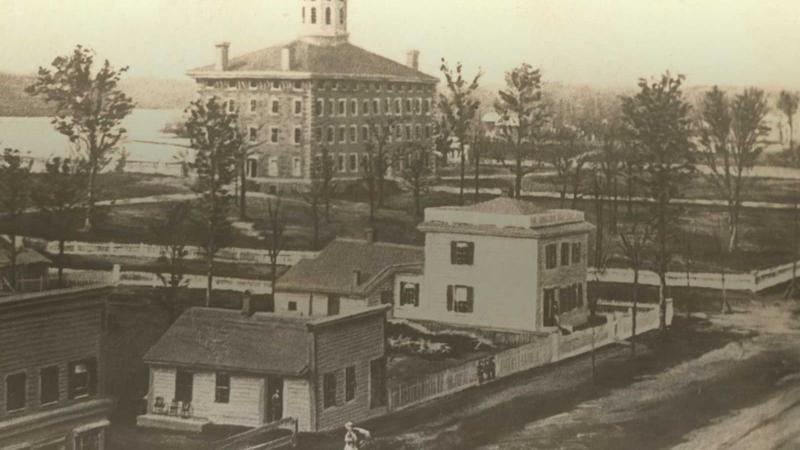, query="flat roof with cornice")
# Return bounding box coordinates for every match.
[419,197,595,239]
